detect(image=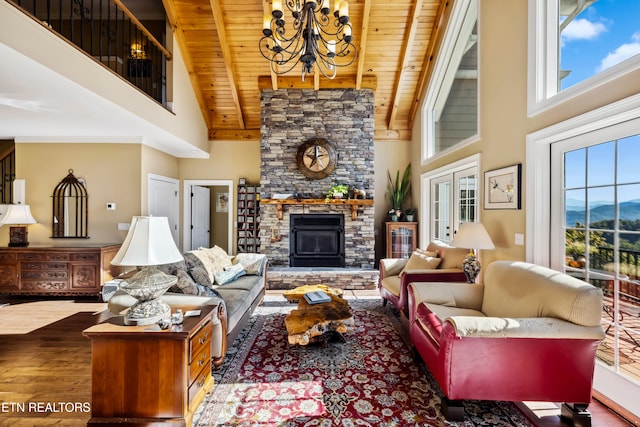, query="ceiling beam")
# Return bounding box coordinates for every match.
[355,0,373,90]
[161,0,212,130]
[388,0,424,131]
[209,129,260,141]
[208,127,410,141]
[258,75,377,90]
[209,0,245,129]
[410,0,452,128]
